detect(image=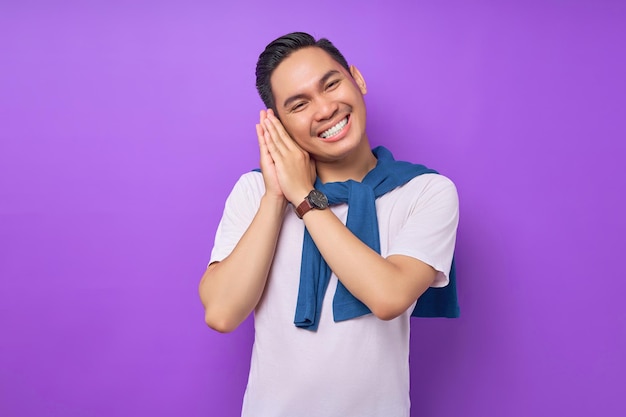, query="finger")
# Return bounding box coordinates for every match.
[265,112,297,151]
[267,111,310,154]
[257,124,274,168]
[264,116,299,156]
[256,123,267,154]
[262,123,283,158]
[263,117,287,154]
